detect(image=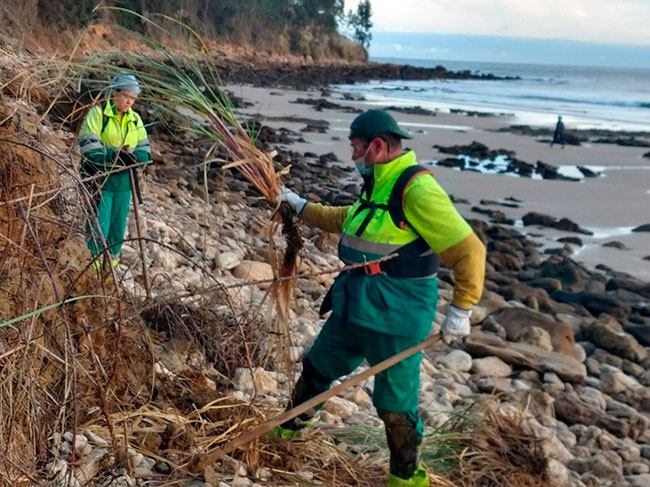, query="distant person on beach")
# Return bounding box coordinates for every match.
[78,73,151,274]
[551,115,566,148]
[274,109,486,486]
